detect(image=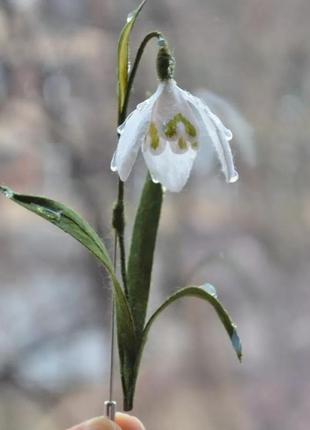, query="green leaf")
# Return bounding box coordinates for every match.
[0,185,113,271]
[0,185,138,384]
[118,0,147,115]
[123,283,242,410]
[127,174,163,336]
[144,284,242,361]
